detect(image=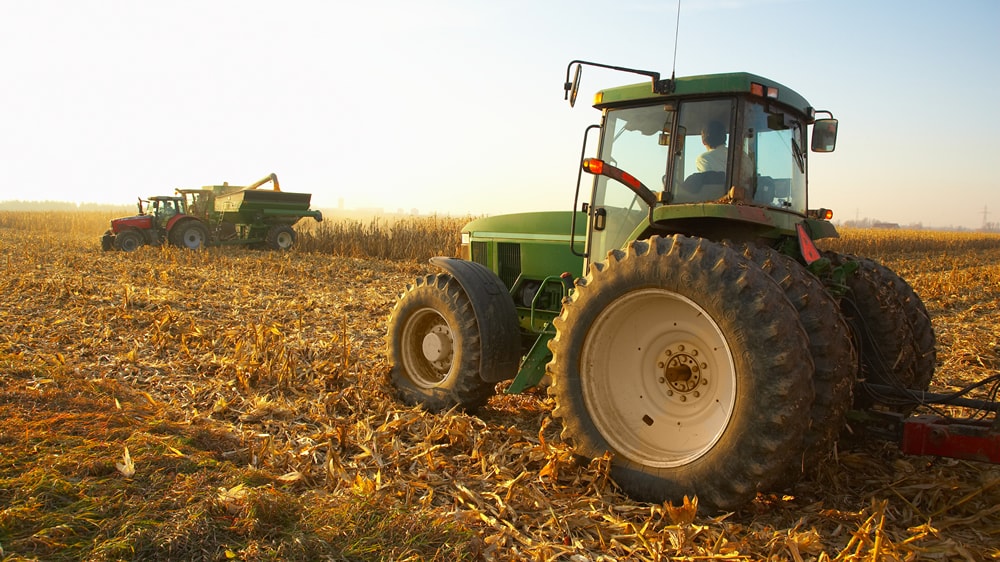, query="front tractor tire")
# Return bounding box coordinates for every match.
[266,225,297,251]
[387,273,495,411]
[547,235,815,512]
[172,221,209,250]
[113,230,145,252]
